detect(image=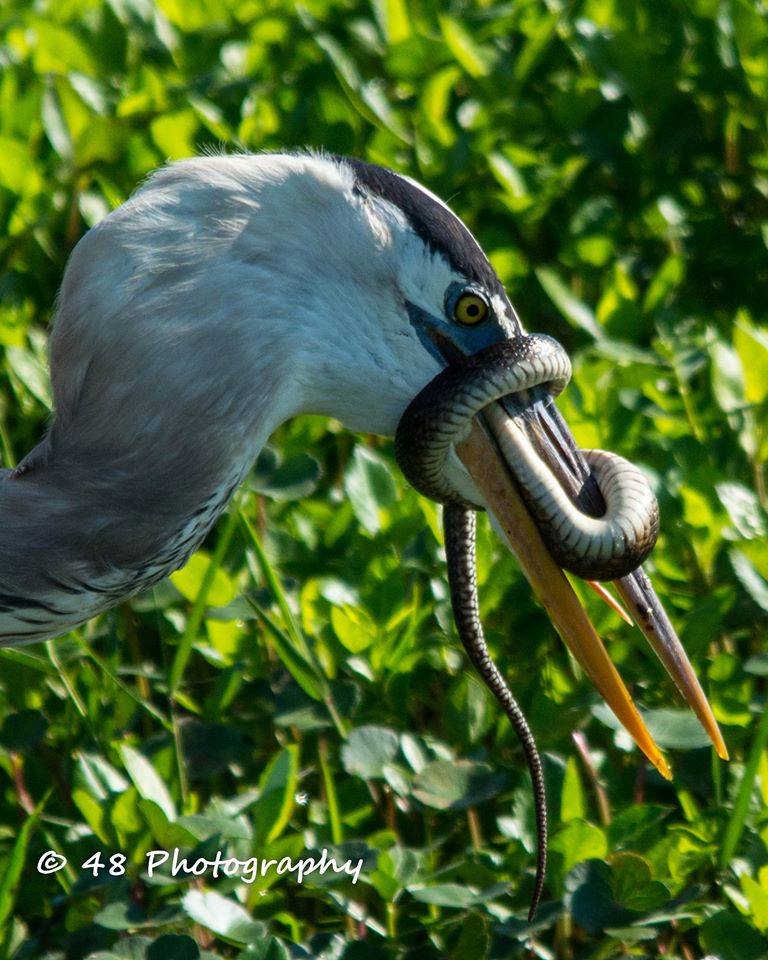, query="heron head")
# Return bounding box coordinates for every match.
[52,152,723,767]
